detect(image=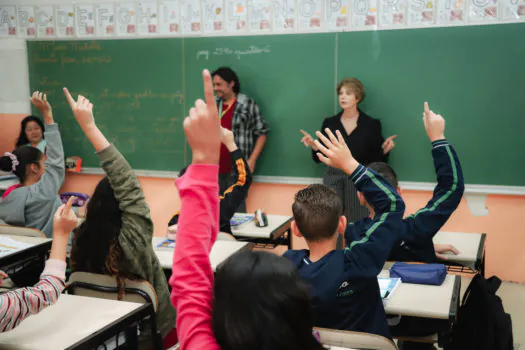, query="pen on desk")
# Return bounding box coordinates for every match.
[0,243,16,249]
